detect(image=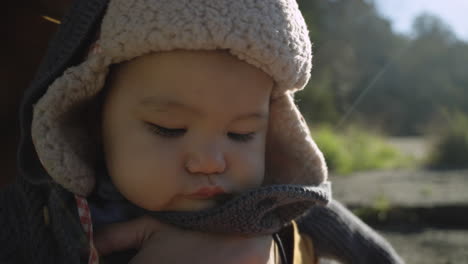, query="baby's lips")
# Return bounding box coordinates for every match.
[186,186,226,199]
